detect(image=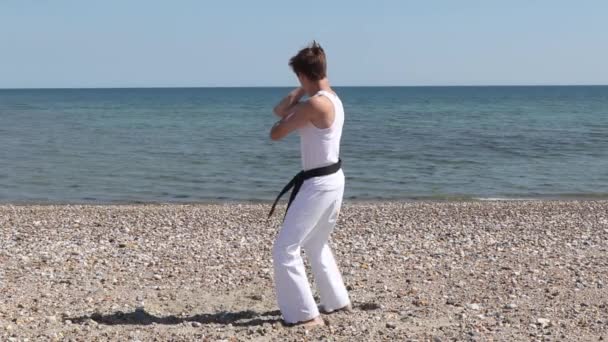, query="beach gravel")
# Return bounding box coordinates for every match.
[1,201,607,341]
